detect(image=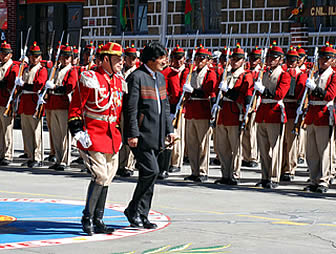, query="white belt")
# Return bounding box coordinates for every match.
[22,90,37,95]
[84,111,117,123]
[49,92,65,96]
[283,99,297,103]
[190,98,208,101]
[309,101,327,106]
[222,97,234,102]
[261,99,278,104]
